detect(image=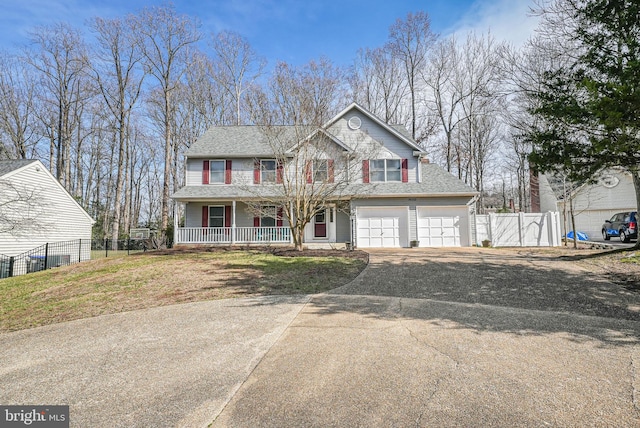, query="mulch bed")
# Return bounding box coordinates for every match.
[146,245,370,263]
